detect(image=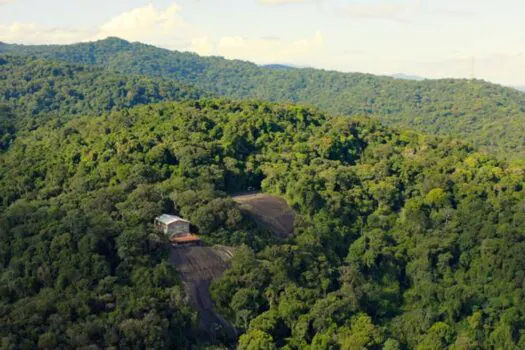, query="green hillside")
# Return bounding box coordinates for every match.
[2,38,524,158]
[0,55,204,150]
[1,98,524,348]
